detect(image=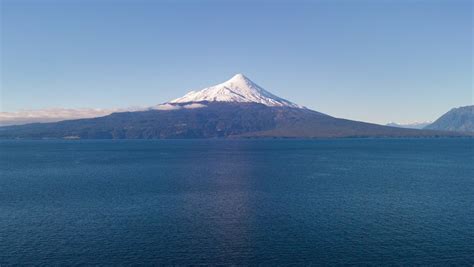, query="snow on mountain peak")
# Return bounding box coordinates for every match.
[168,74,303,108]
